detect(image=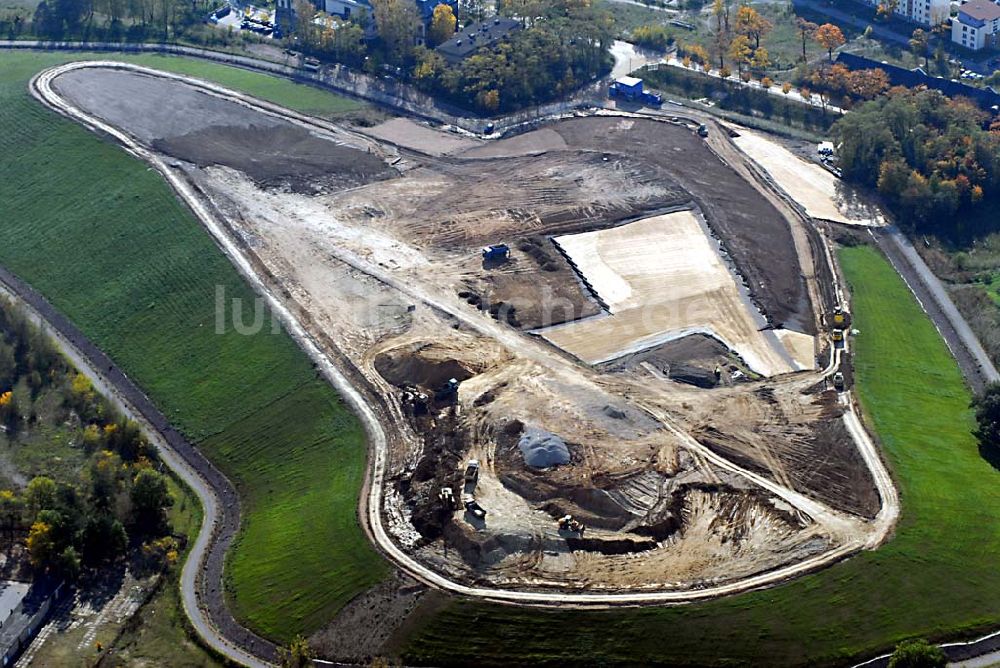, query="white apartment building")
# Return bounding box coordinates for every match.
[952,0,1000,50]
[863,0,950,26]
